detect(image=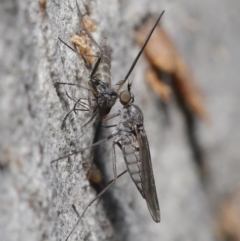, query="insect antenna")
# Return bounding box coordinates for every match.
[117,11,165,90]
